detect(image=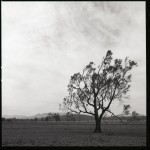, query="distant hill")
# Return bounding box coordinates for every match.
[2,113,146,121]
[2,113,94,121]
[29,112,67,119]
[2,115,28,119]
[2,112,66,119]
[29,113,49,119]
